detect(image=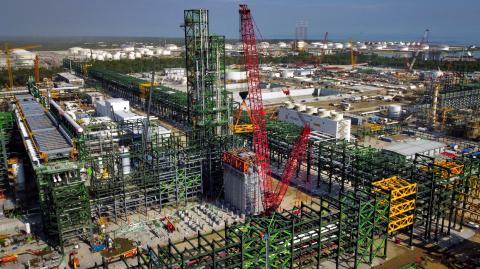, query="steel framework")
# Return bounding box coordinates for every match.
[79,119,204,221]
[0,112,14,201]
